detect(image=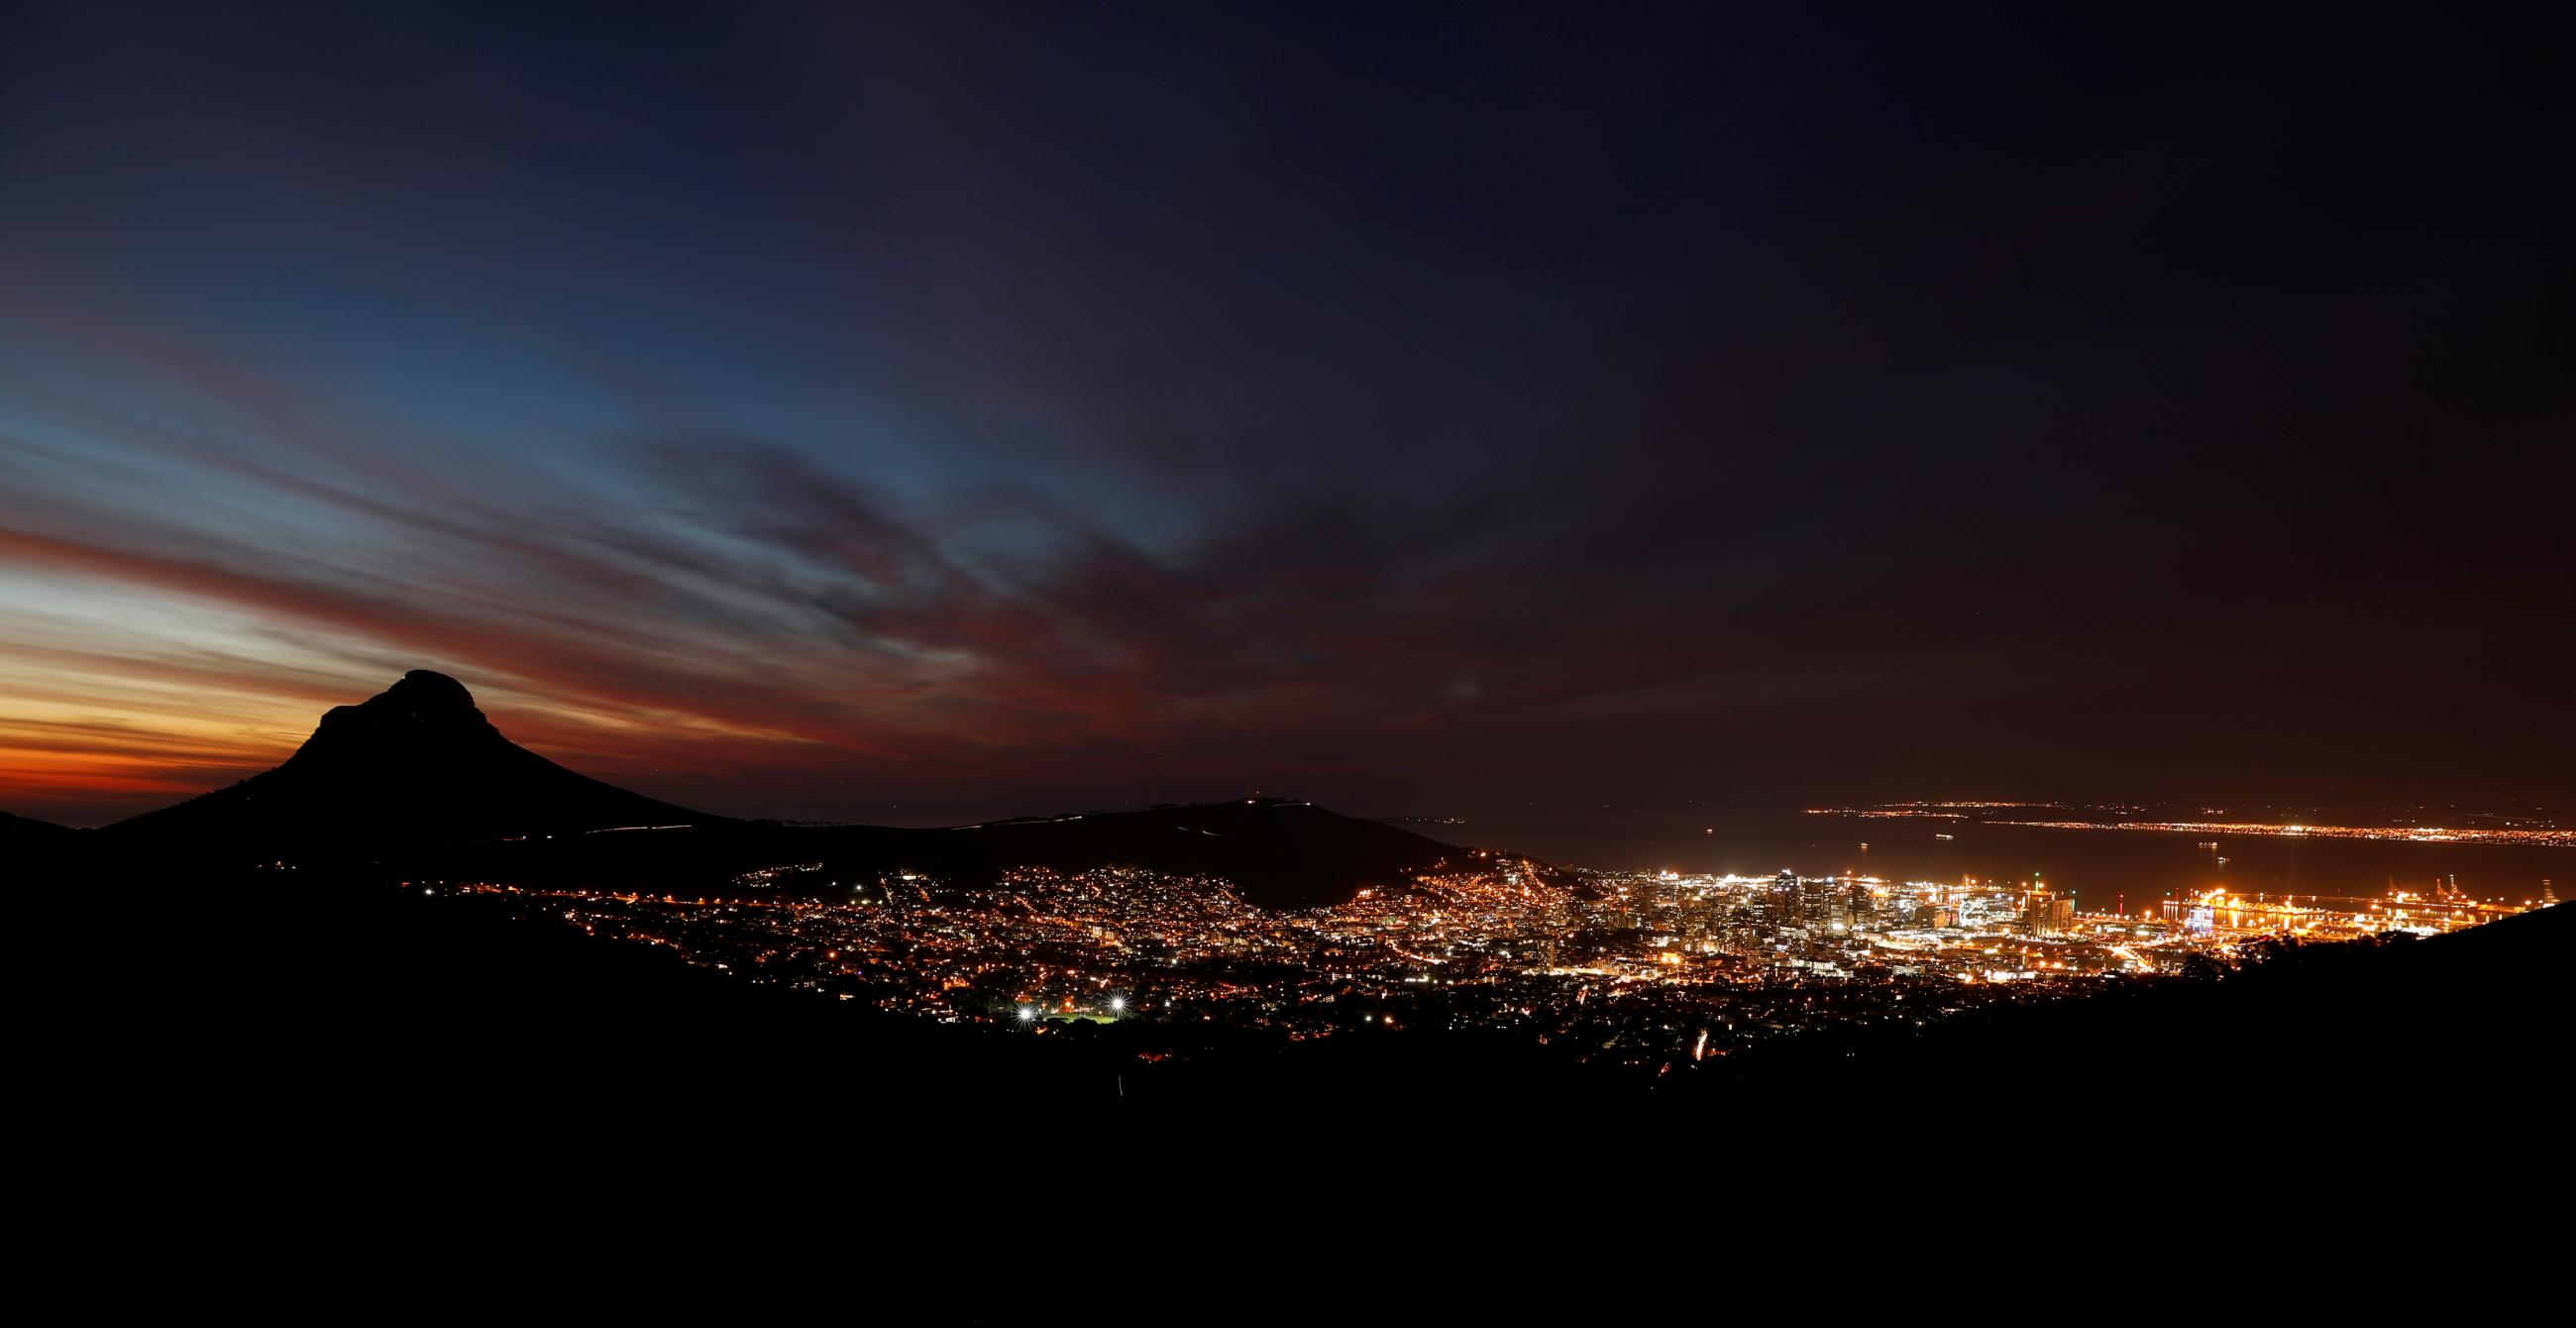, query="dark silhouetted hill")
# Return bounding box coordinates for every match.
[1706,901,2569,1115]
[417,796,1473,909]
[123,856,2567,1136]
[77,669,1469,906]
[816,799,1470,909]
[99,670,716,860]
[3,809,74,836]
